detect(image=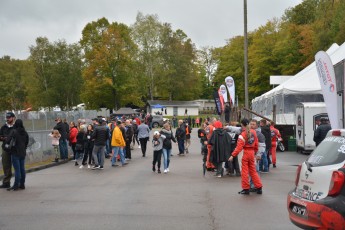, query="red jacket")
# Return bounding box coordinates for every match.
[69,127,78,144]
[231,129,258,157]
[270,125,281,145]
